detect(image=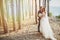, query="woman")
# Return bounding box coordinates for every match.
[40,7,57,40]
